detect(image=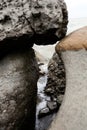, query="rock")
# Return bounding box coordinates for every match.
[39,71,46,76]
[45,88,55,95]
[0,0,68,46]
[49,26,87,130]
[38,63,44,66]
[57,94,64,105]
[38,107,50,119]
[38,101,58,119]
[47,101,58,112]
[0,48,39,130]
[45,52,66,98]
[55,26,87,51]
